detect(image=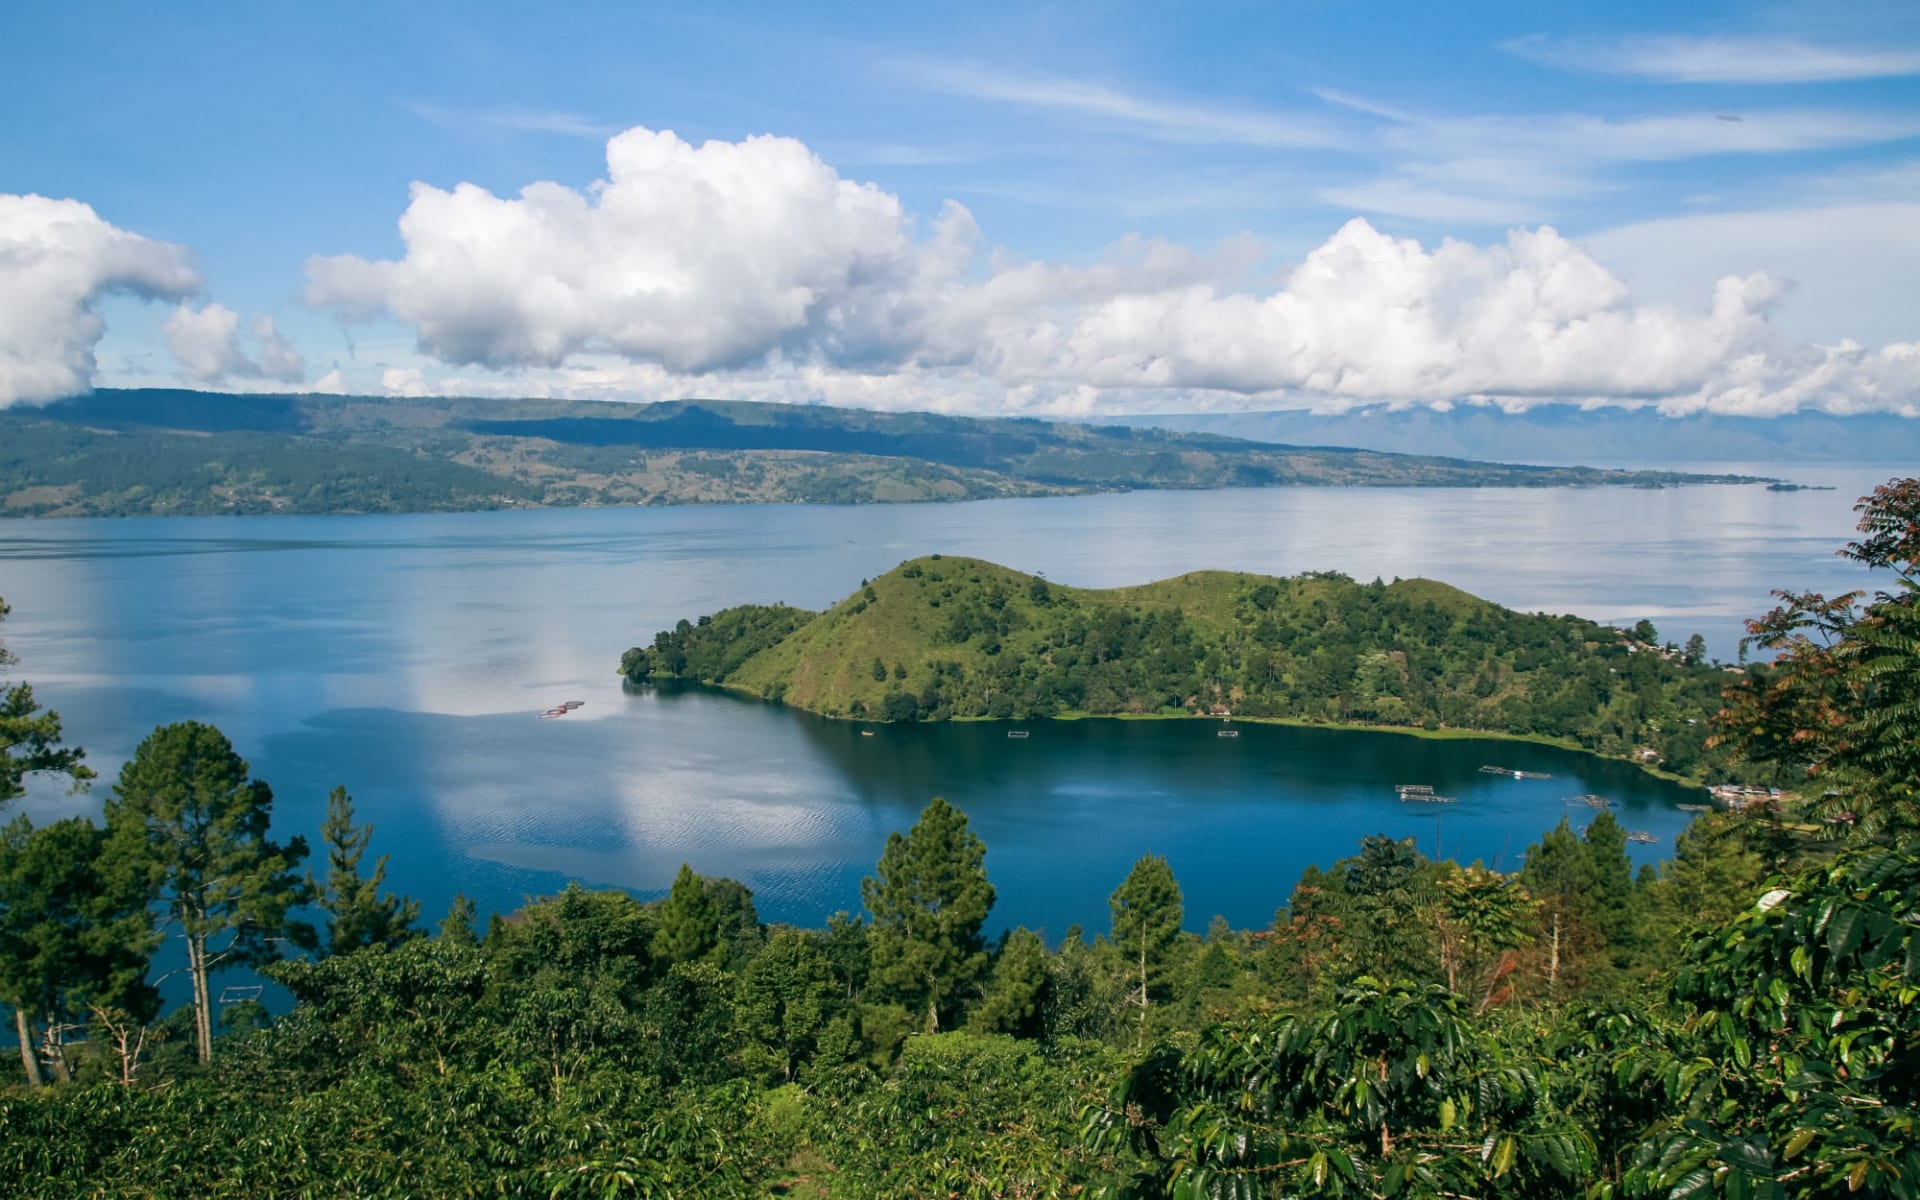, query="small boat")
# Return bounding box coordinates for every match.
[1217,729,1239,738]
[1007,730,1030,739]
[1625,830,1659,844]
[860,730,875,737]
[538,707,568,719]
[562,700,585,711]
